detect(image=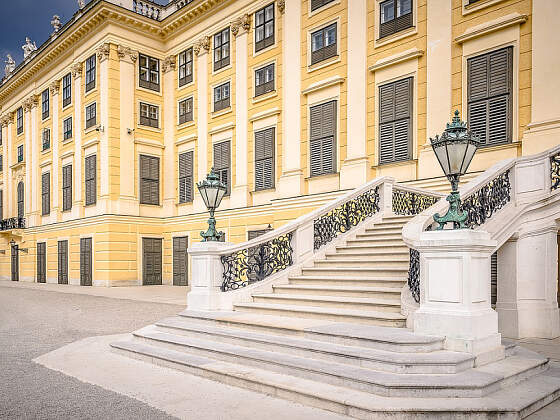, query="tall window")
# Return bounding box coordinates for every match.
[311,0,335,11]
[309,101,337,177]
[62,164,72,211]
[42,128,50,151]
[17,182,24,219]
[255,63,275,97]
[213,82,230,112]
[0,190,3,221]
[178,151,194,203]
[379,0,413,39]
[178,98,193,125]
[85,55,96,92]
[213,141,231,195]
[255,4,275,52]
[85,155,96,206]
[41,89,50,120]
[85,103,96,129]
[310,23,337,65]
[254,127,275,190]
[378,77,412,164]
[139,54,160,91]
[139,155,160,205]
[37,242,46,284]
[62,73,72,107]
[58,240,69,285]
[63,117,73,140]
[178,48,193,87]
[17,145,23,163]
[17,107,23,135]
[0,155,3,172]
[213,28,230,71]
[467,47,513,147]
[41,172,50,216]
[140,103,159,128]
